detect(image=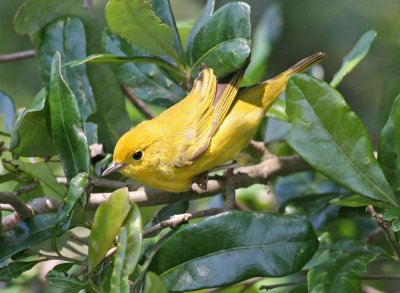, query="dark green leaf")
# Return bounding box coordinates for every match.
[46,268,87,290]
[84,122,98,145]
[191,2,251,78]
[286,74,396,205]
[88,187,131,272]
[308,252,379,293]
[9,88,57,157]
[14,0,92,35]
[110,203,142,293]
[150,0,183,64]
[49,52,90,181]
[149,211,318,291]
[95,153,113,176]
[330,195,388,208]
[378,94,400,189]
[0,90,15,133]
[242,5,281,86]
[57,172,88,224]
[185,0,214,64]
[39,18,96,120]
[144,272,167,293]
[86,64,130,152]
[105,0,178,62]
[10,249,39,261]
[0,260,43,281]
[383,207,400,221]
[191,38,251,78]
[102,29,186,106]
[0,213,68,262]
[330,30,377,88]
[17,161,66,199]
